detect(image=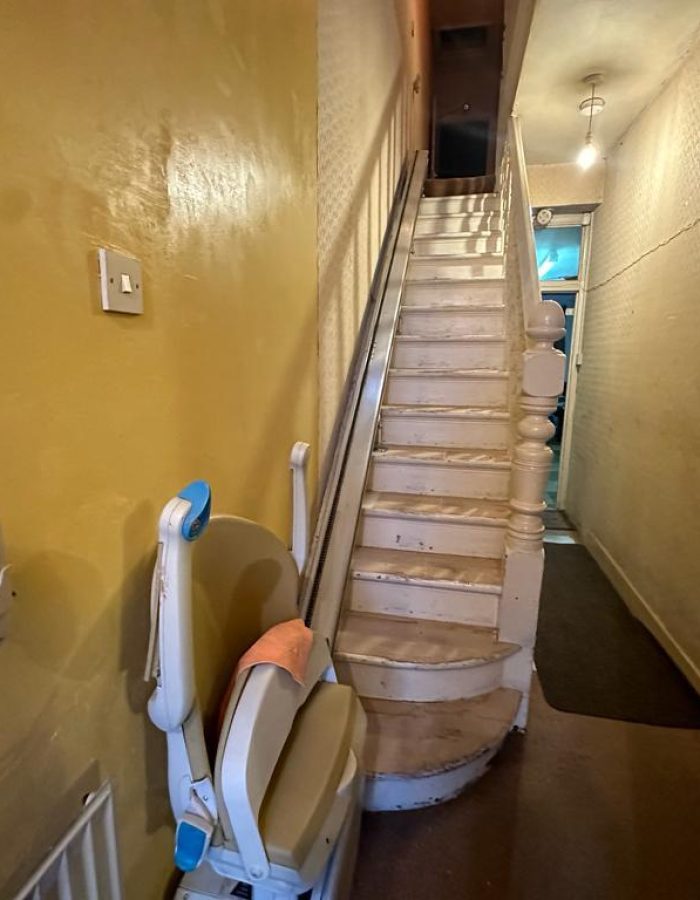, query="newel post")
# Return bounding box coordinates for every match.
[500,301,565,728]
